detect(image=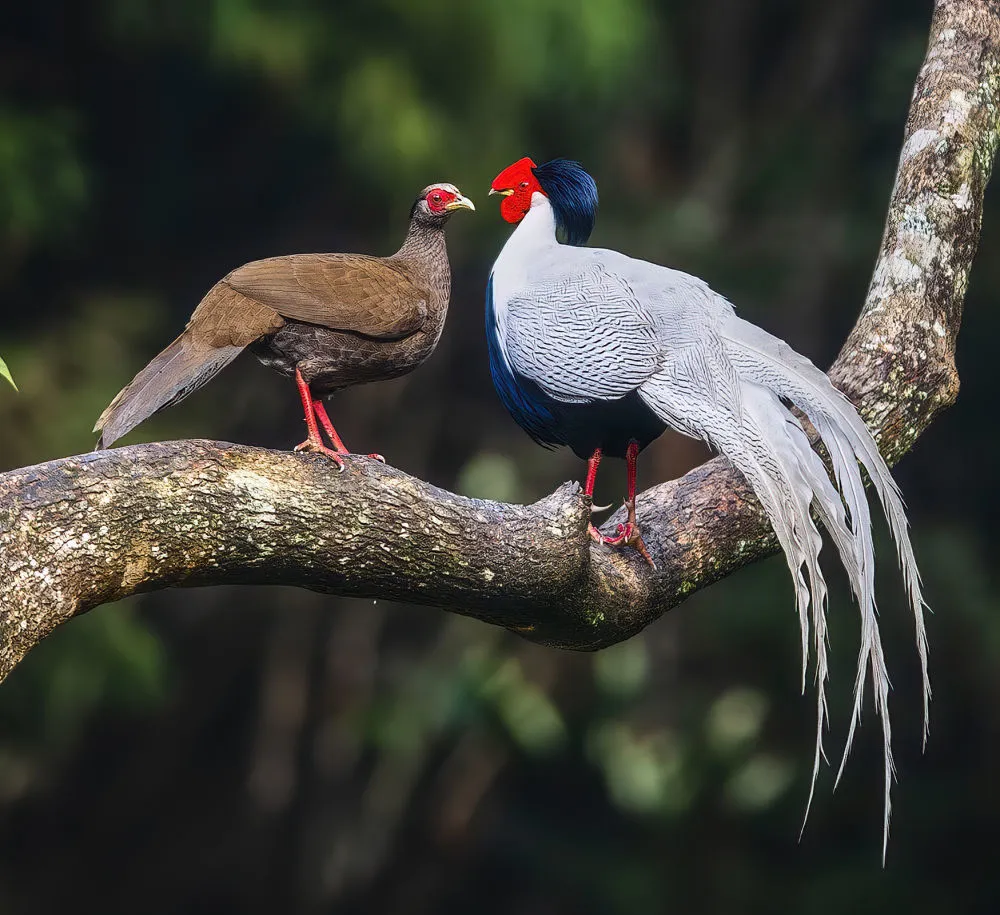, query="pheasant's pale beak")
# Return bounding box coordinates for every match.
[489,188,514,198]
[445,194,476,212]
